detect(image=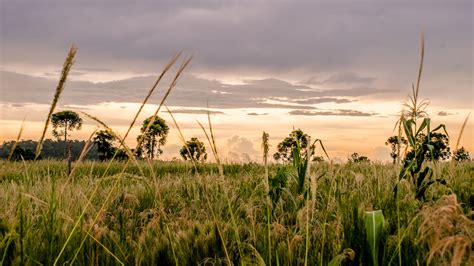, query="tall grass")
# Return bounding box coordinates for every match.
[35,46,77,160]
[1,161,472,264]
[2,36,472,265]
